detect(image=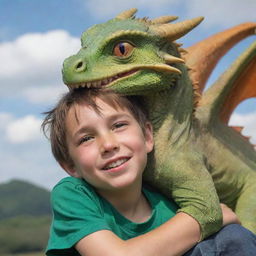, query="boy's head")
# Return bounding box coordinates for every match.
[42,88,152,171]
